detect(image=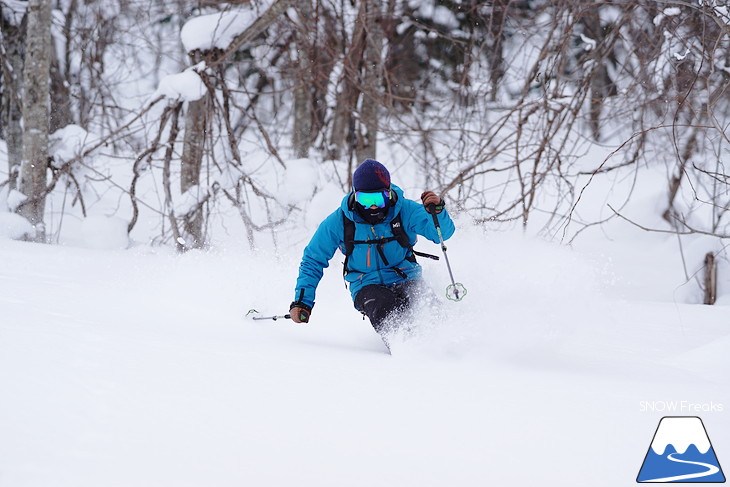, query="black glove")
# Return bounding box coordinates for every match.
[289,301,312,323]
[421,191,445,214]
